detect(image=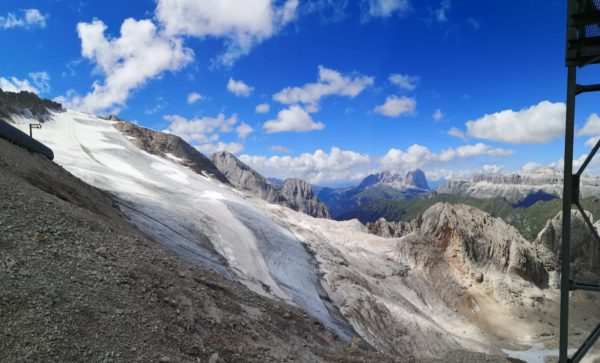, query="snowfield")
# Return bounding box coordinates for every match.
[12,110,584,361]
